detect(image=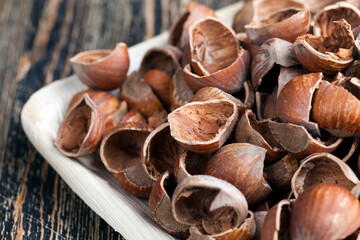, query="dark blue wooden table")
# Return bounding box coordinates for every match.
[0,0,238,239]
